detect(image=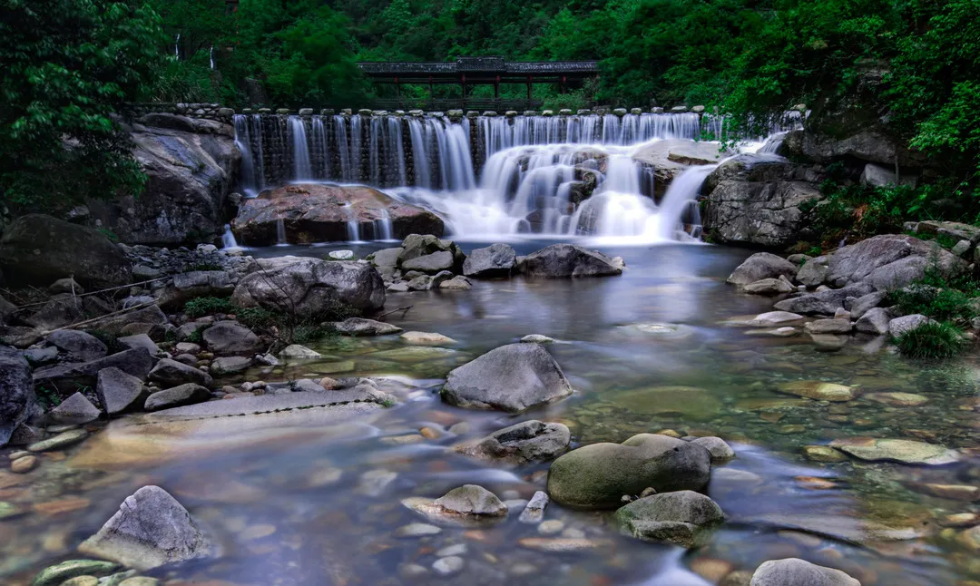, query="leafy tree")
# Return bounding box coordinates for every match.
[0,0,165,211]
